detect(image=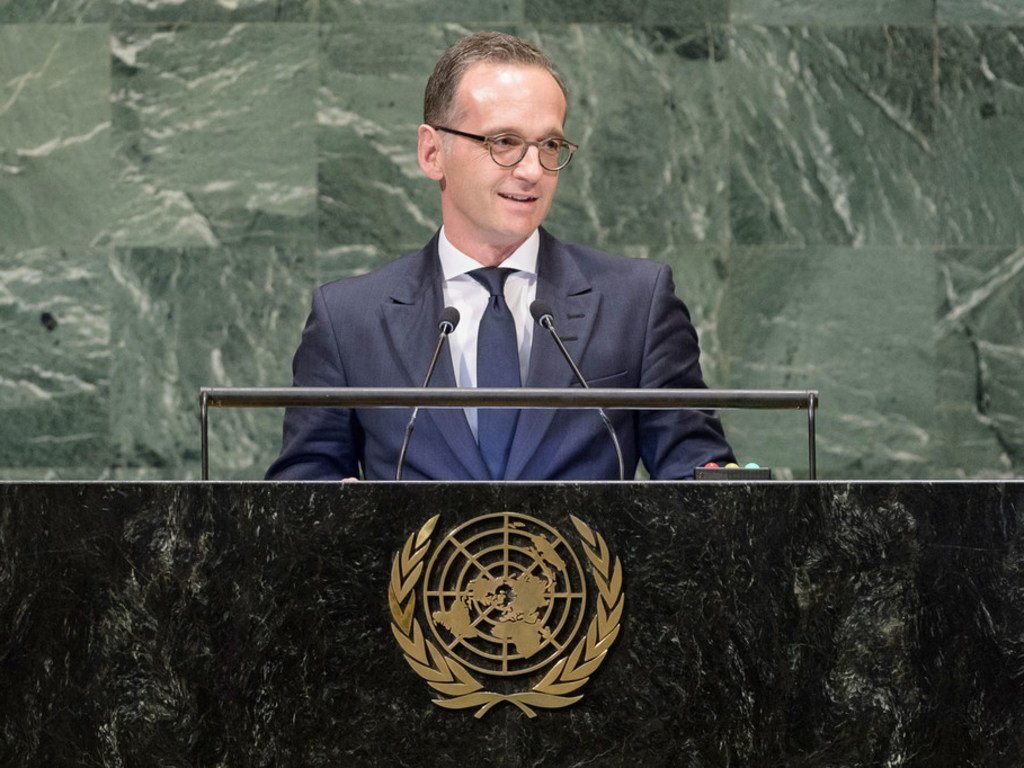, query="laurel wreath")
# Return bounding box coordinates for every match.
[388,513,624,718]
